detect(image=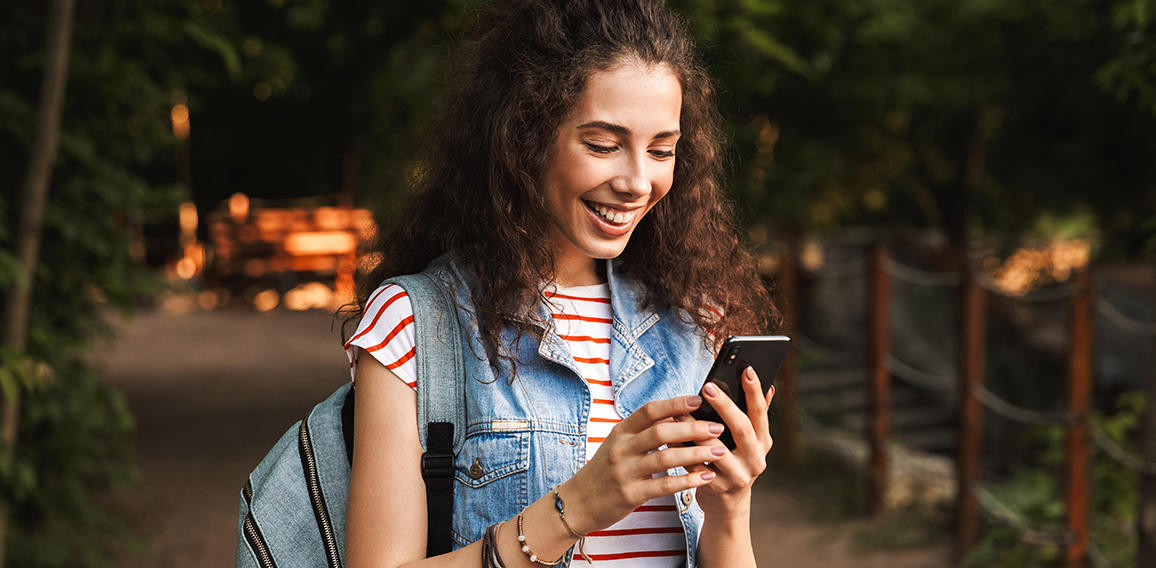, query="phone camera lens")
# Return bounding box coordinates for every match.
[726,346,741,363]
